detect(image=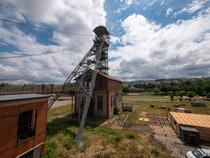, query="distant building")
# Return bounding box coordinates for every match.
[0,84,63,95]
[0,94,50,158]
[129,86,144,93]
[75,72,122,118]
